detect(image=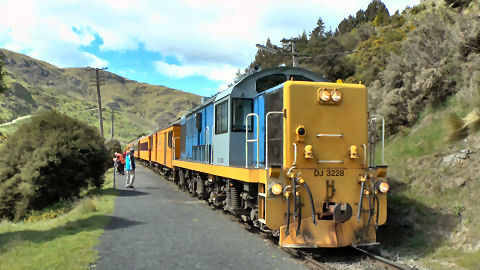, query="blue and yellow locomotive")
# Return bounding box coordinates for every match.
[129,66,389,248]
